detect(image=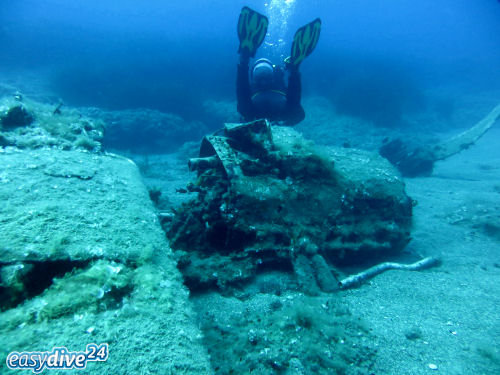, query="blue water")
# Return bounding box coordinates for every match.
[2,2,500,374]
[1,0,499,122]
